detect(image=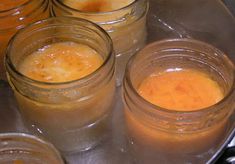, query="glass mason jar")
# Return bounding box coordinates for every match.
[123,39,235,163]
[5,17,116,153]
[0,133,64,164]
[0,0,50,80]
[51,0,149,86]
